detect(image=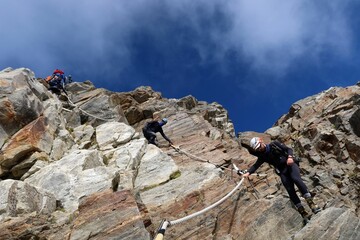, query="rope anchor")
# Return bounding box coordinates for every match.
[154,220,170,240]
